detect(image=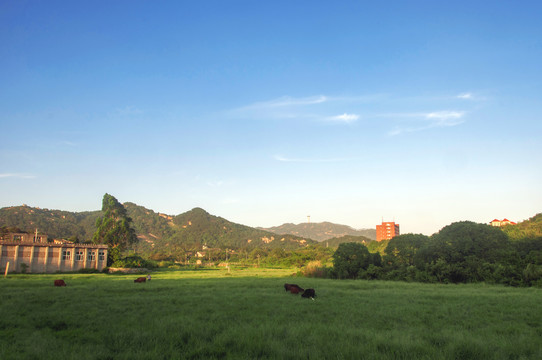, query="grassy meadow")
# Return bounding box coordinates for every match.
[1,267,541,359]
